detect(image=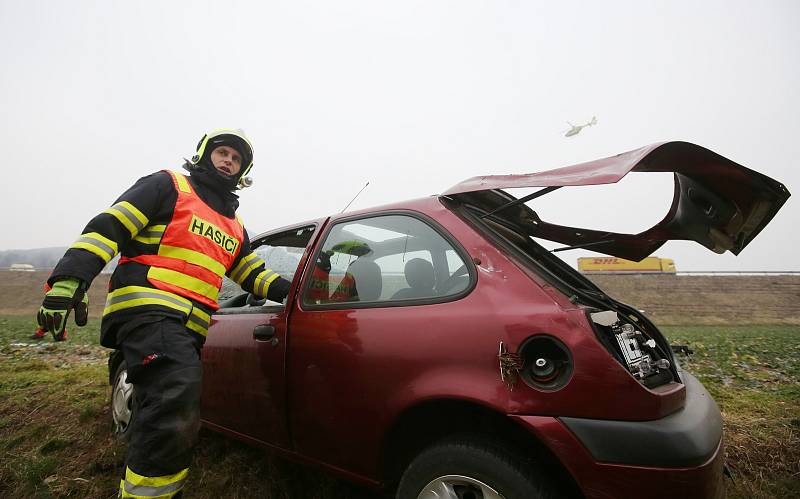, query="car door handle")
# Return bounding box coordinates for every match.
[253,325,276,341]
